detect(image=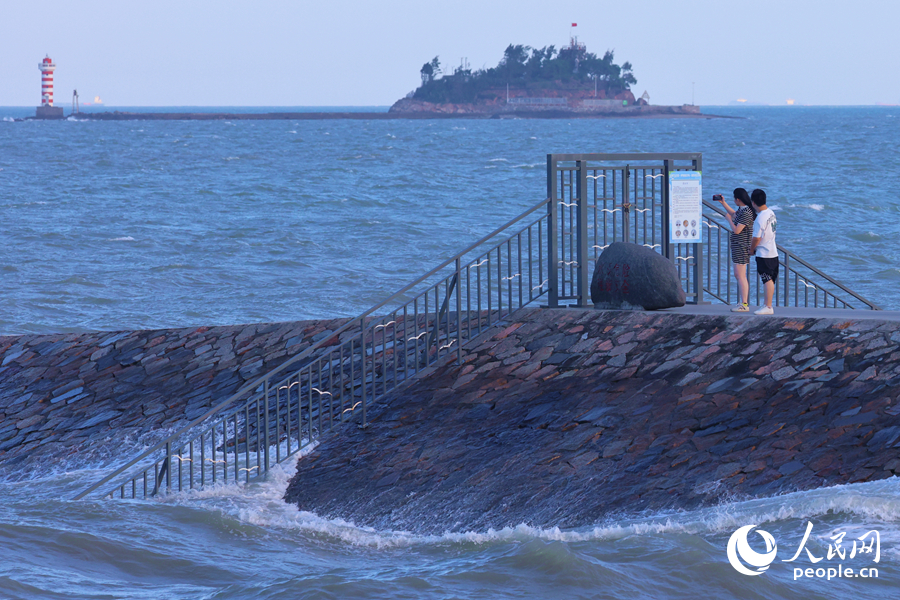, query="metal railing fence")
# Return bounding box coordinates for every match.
[545,153,878,311]
[74,198,552,500]
[546,153,704,307]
